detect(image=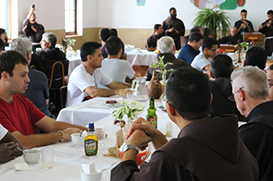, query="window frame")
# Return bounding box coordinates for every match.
[65,0,77,35]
